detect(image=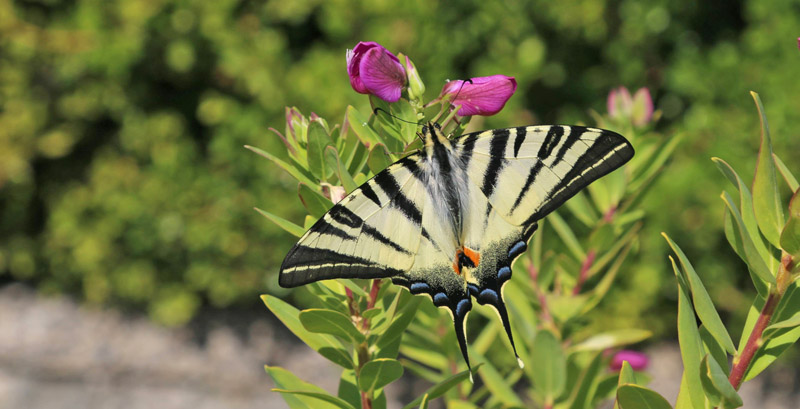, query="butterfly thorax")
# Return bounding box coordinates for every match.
[420,123,472,250]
